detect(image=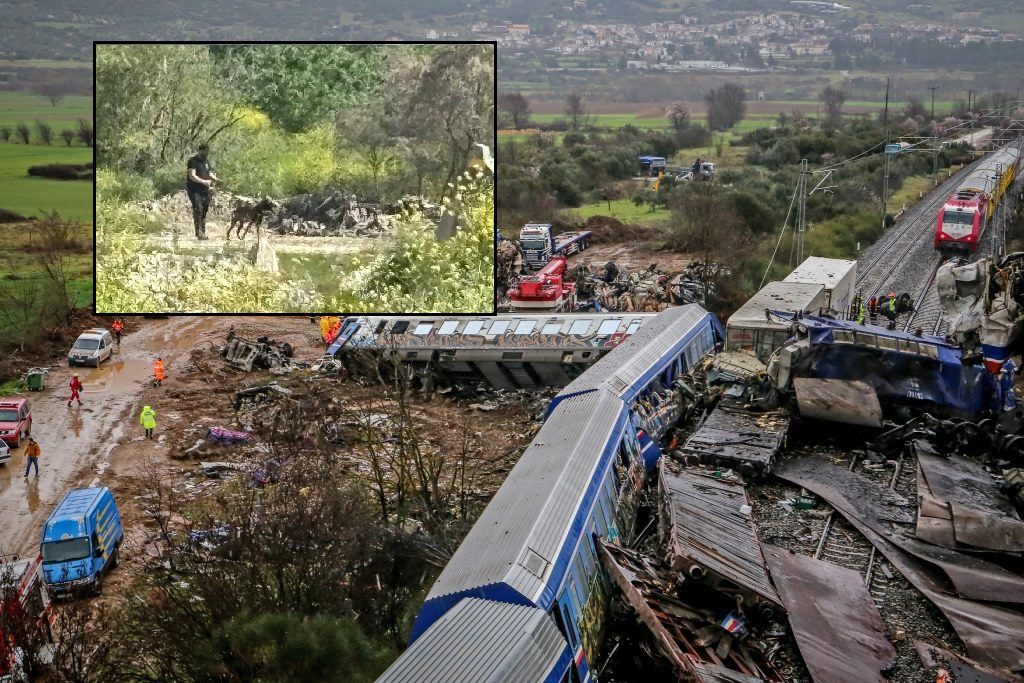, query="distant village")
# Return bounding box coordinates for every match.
[426,6,1022,72]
